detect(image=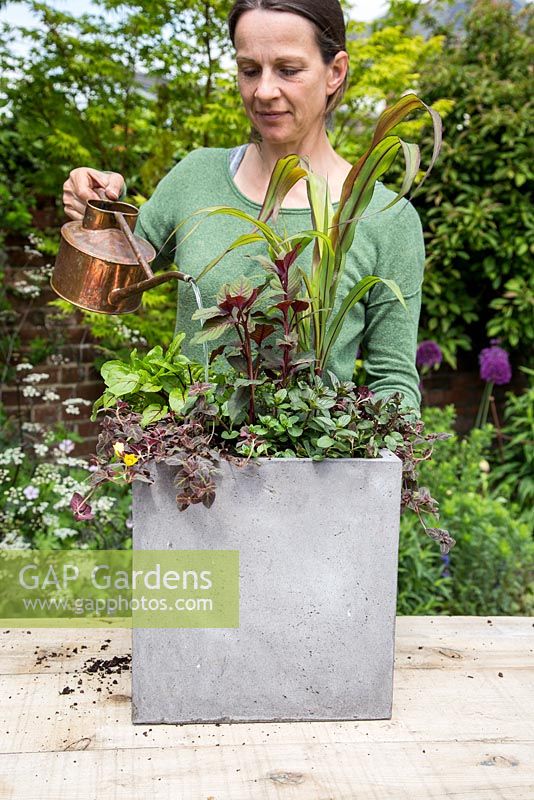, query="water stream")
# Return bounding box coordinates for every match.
[187,278,210,383]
